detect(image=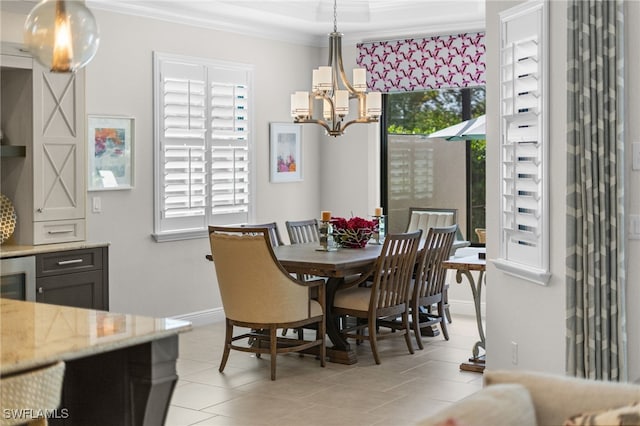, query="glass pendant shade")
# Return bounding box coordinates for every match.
[24,0,100,73]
